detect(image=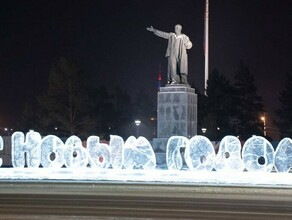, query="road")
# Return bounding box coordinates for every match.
[0,181,291,219]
